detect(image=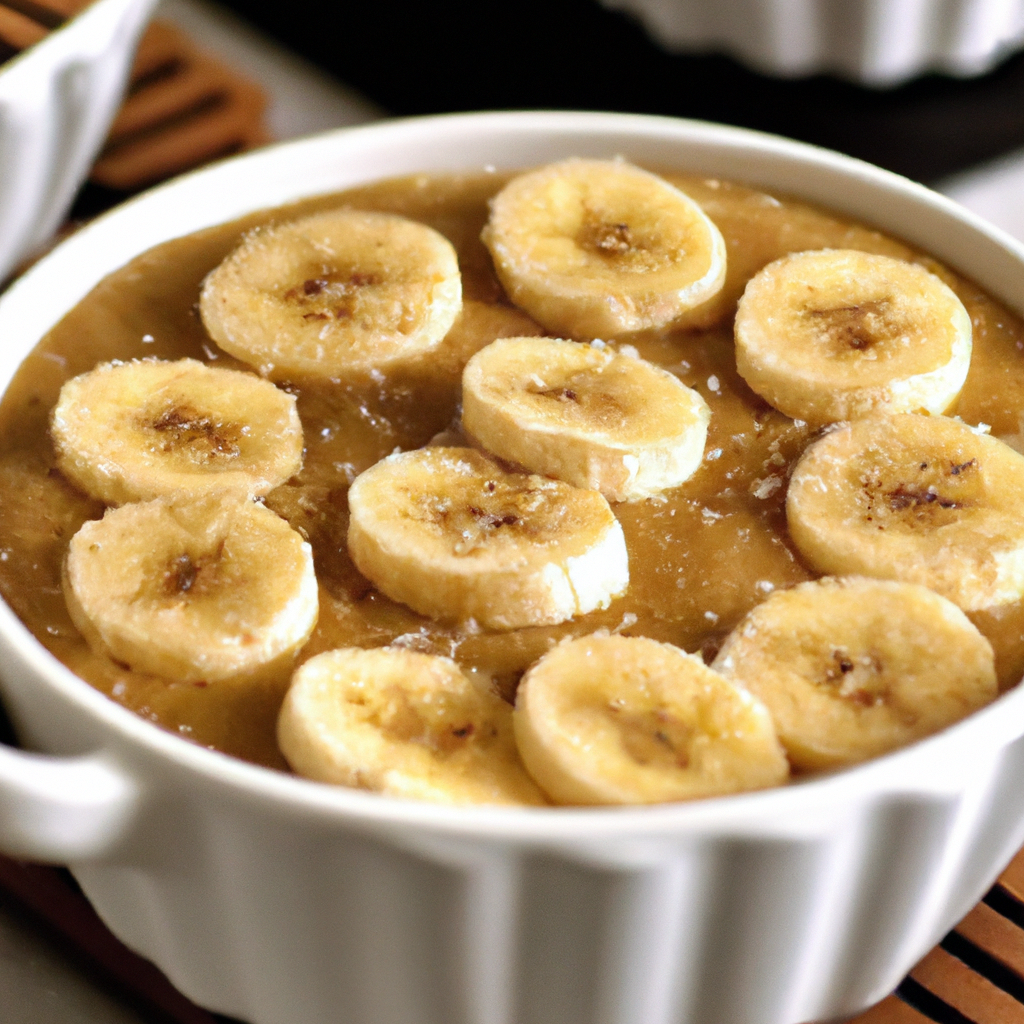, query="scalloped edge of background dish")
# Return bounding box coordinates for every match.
[600,0,1024,85]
